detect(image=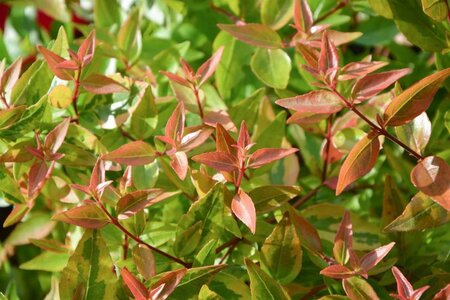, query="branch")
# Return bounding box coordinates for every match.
[321,115,333,182]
